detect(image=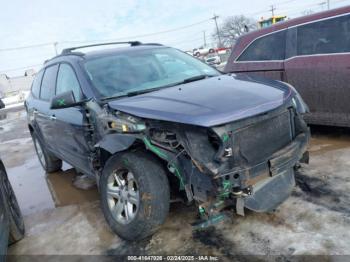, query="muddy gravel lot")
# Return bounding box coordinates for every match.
[1,107,350,261]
